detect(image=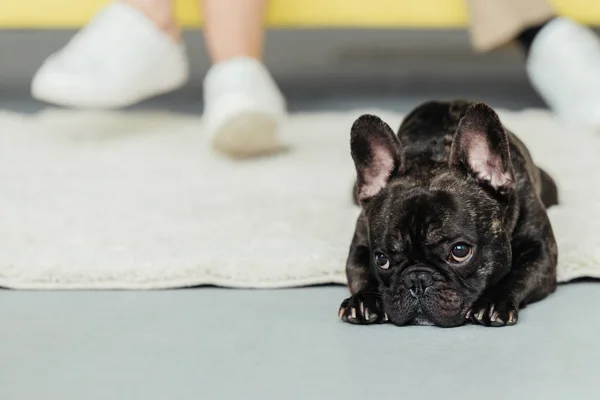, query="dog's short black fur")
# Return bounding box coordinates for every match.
[339,100,558,327]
